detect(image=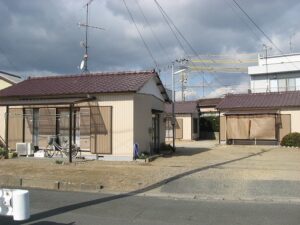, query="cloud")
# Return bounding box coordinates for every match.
[206,80,250,98]
[1,0,300,94]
